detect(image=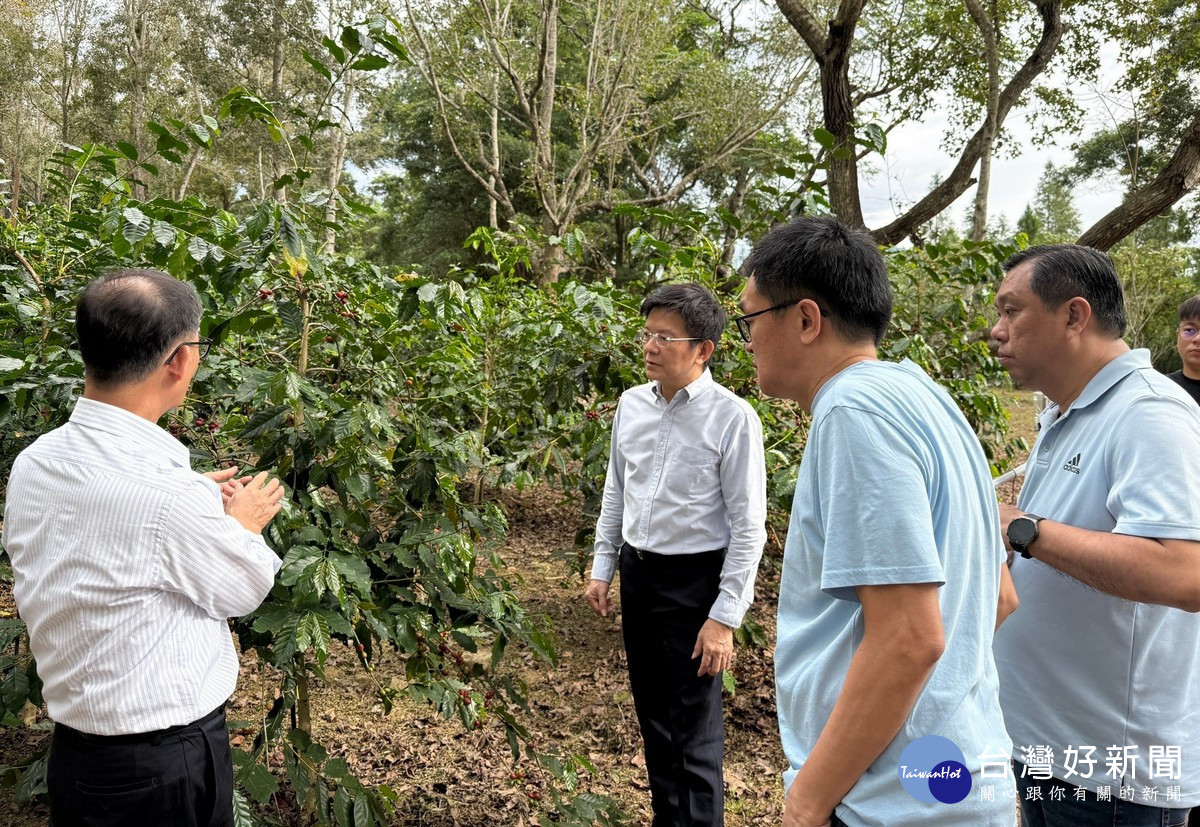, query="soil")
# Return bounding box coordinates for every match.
[0,485,788,826]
